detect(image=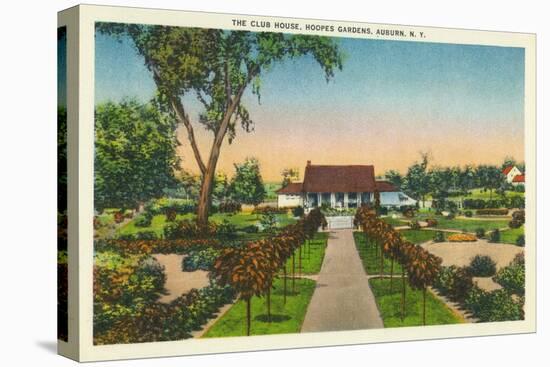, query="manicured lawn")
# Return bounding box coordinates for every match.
[464,188,524,200]
[500,226,524,245]
[203,278,316,337]
[369,278,463,327]
[381,216,407,227]
[284,232,328,275]
[400,229,438,244]
[117,211,297,237]
[353,232,402,275]
[434,217,509,233]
